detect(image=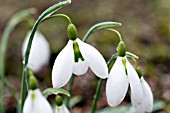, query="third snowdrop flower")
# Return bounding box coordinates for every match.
[55,95,70,113]
[23,89,53,113]
[106,41,143,107]
[22,31,50,72]
[23,72,53,113]
[52,24,108,88]
[131,66,153,113]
